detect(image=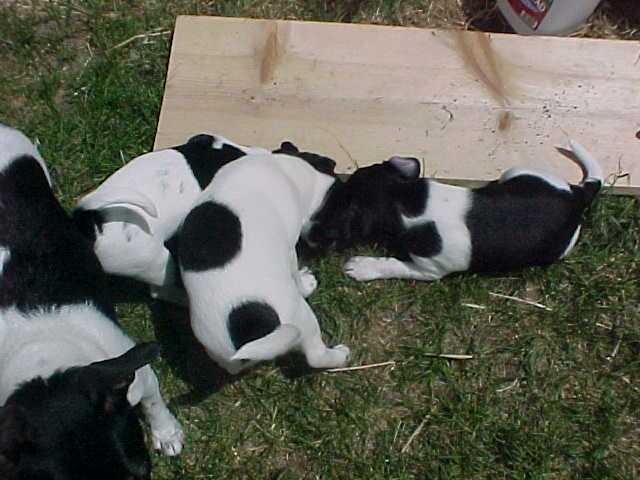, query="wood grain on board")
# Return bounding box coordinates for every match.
[155,15,640,194]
